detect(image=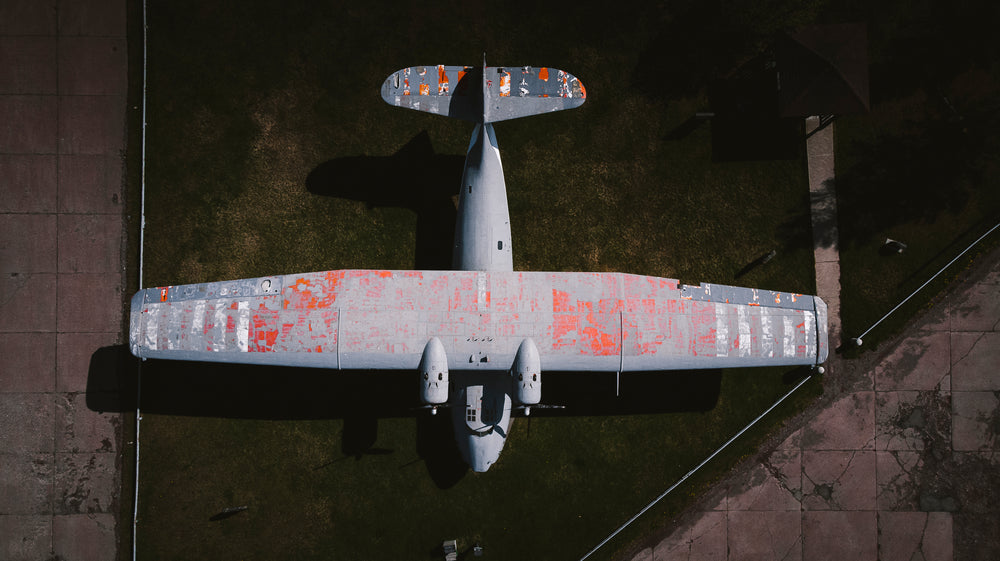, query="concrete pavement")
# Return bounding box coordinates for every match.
[628,123,999,561]
[0,1,127,560]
